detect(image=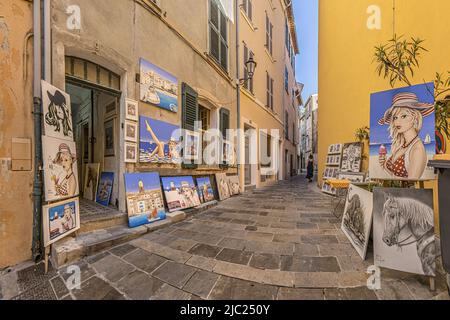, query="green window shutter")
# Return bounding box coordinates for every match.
[182,82,198,131]
[219,108,230,169]
[182,83,199,169]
